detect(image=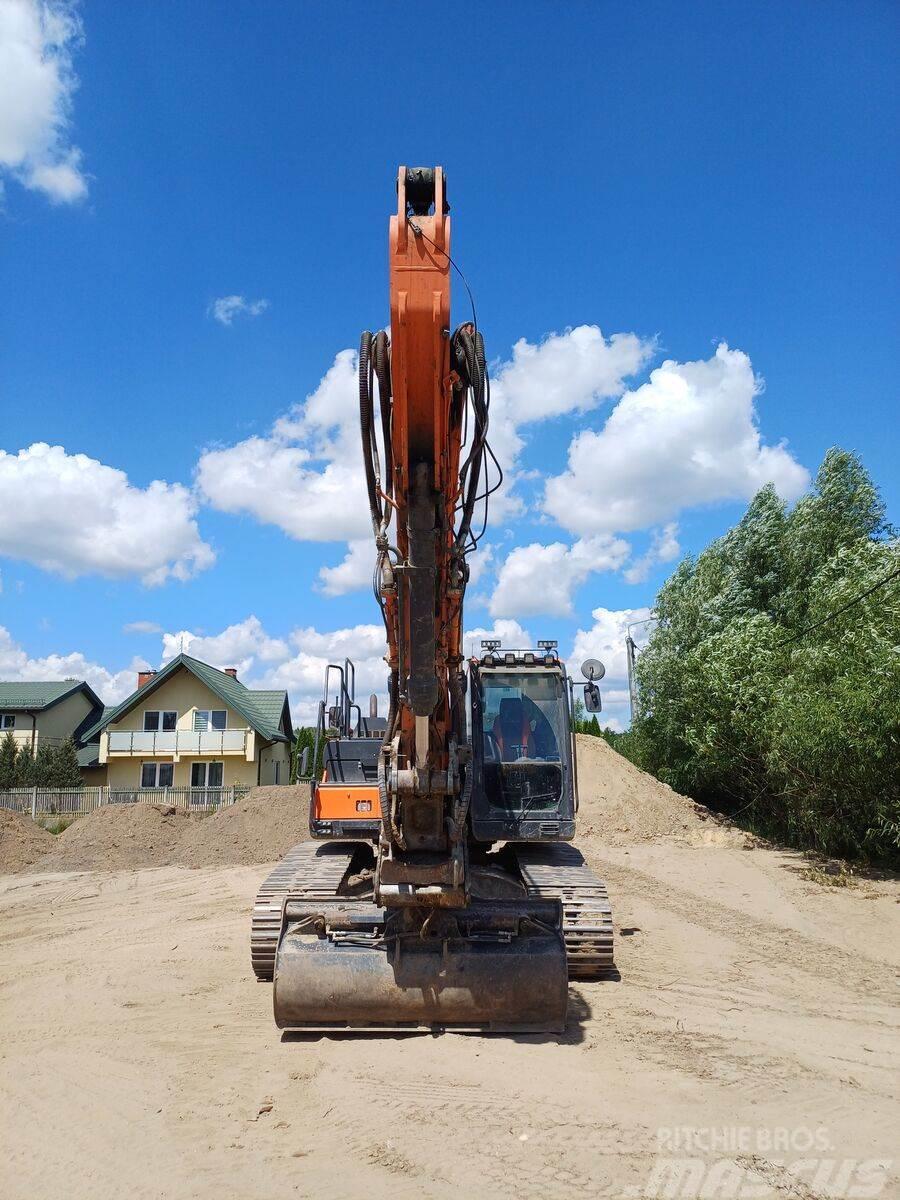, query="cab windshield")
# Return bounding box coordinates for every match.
[479,670,568,812]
